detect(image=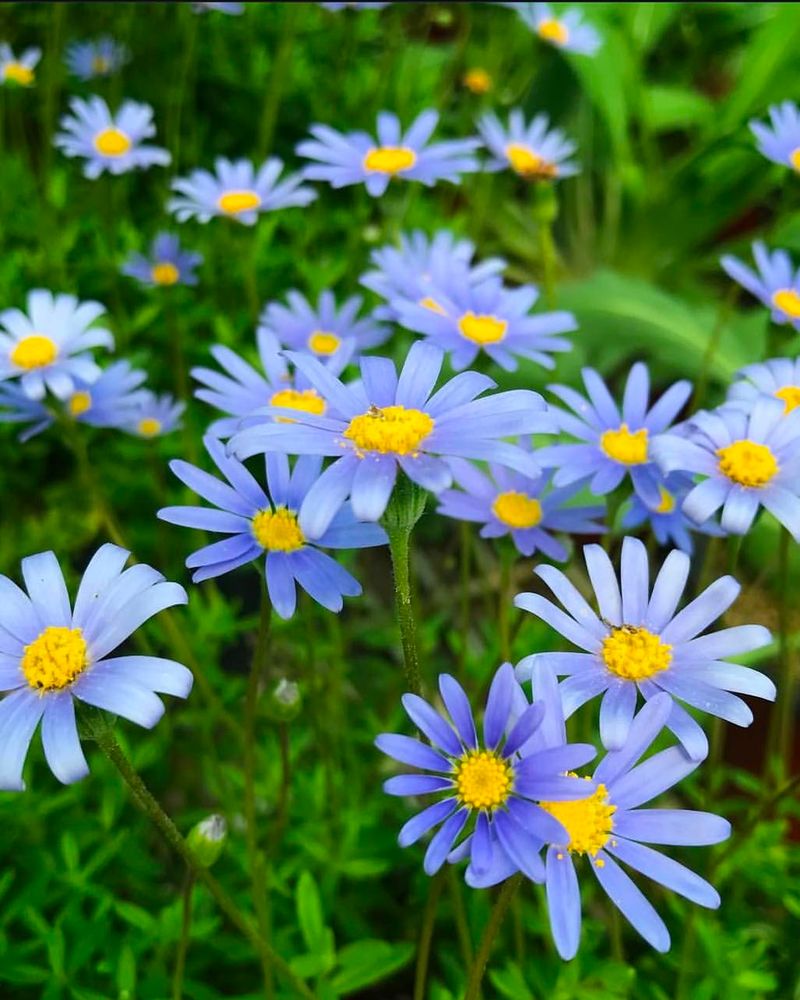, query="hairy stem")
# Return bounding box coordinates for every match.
[463,875,522,1000]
